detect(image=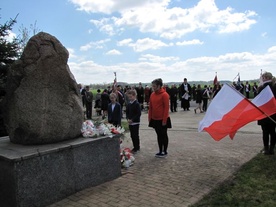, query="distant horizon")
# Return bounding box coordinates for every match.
[87,79,260,87]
